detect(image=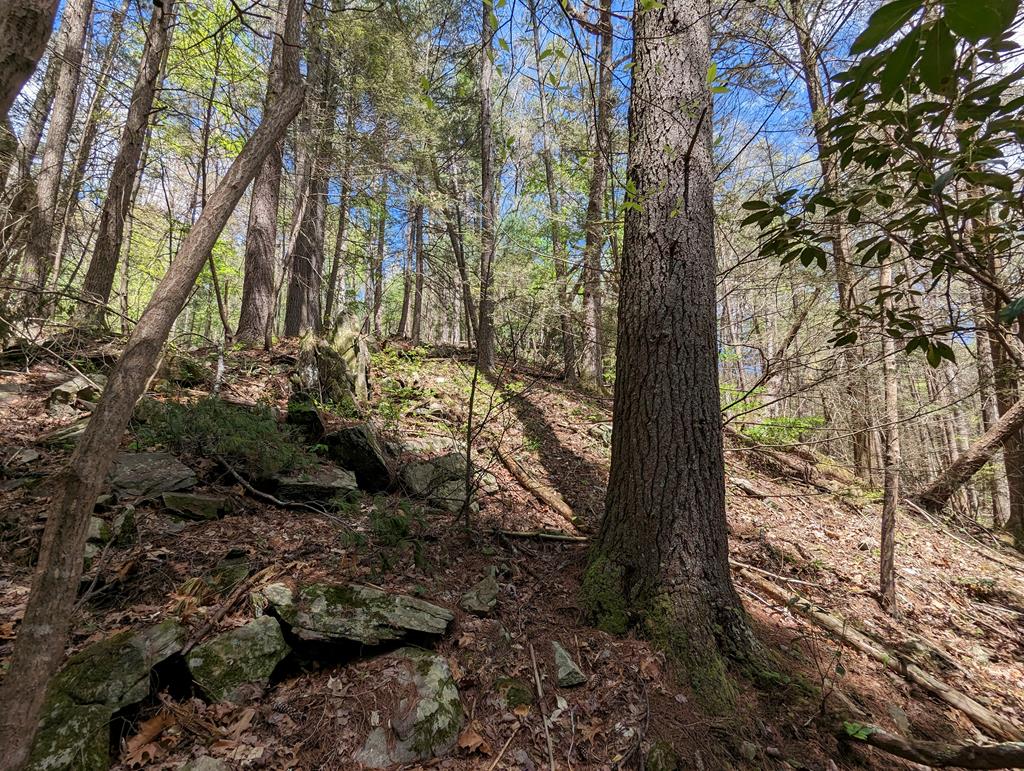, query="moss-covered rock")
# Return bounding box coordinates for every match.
[108,452,197,498]
[26,620,185,771]
[270,464,357,503]
[645,740,680,771]
[266,582,453,645]
[552,641,586,687]
[460,570,499,615]
[187,616,290,702]
[494,677,534,710]
[354,648,464,768]
[162,492,230,521]
[324,424,393,491]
